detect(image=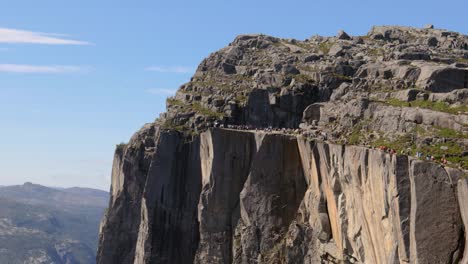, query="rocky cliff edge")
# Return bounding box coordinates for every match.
[97,25,468,264]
